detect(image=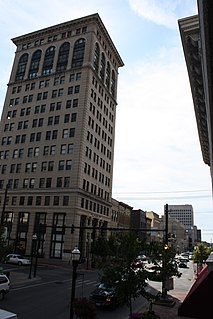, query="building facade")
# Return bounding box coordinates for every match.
[0,13,124,259]
[167,204,195,250]
[179,1,213,200]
